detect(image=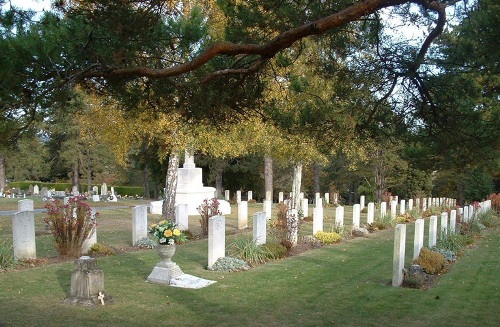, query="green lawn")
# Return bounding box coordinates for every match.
[0,201,499,326]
